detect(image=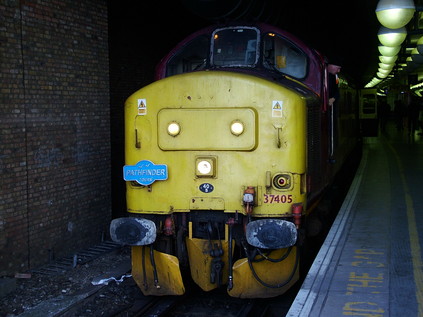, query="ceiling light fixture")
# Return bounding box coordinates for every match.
[378,26,407,46]
[378,44,401,56]
[379,55,398,64]
[375,0,415,29]
[379,62,395,70]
